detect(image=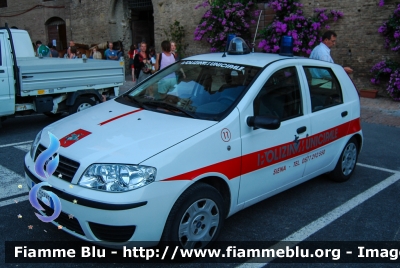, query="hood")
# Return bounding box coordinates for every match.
[40,100,216,166]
